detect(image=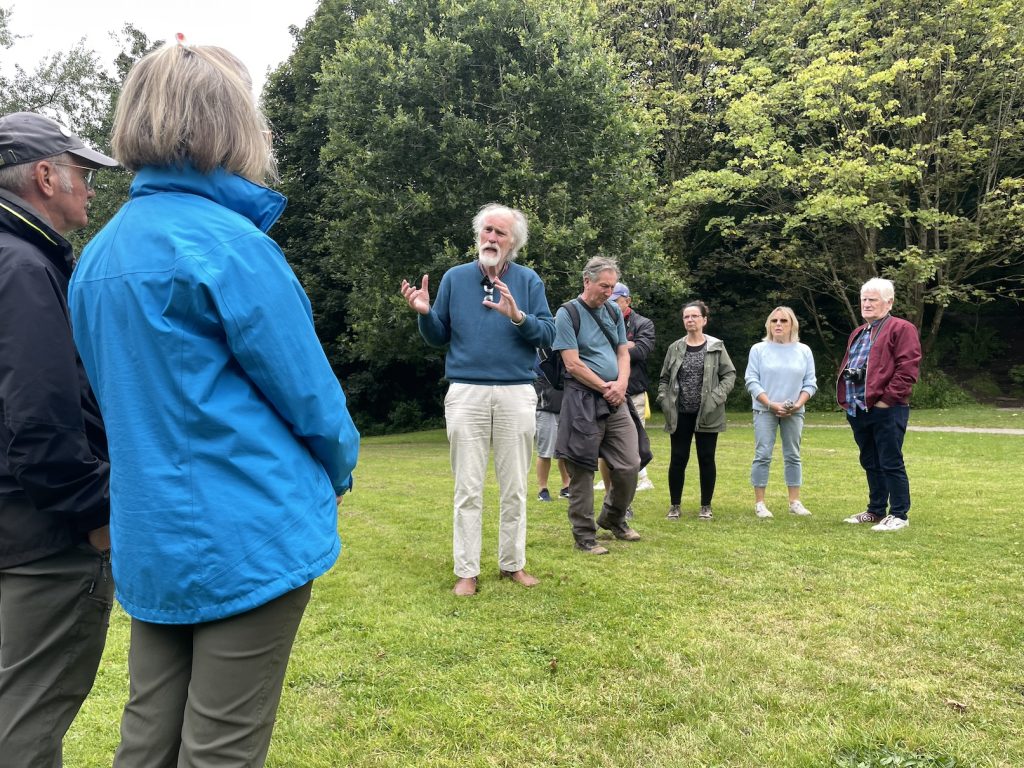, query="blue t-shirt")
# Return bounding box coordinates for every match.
[552,298,627,382]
